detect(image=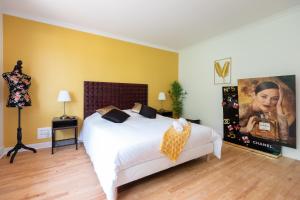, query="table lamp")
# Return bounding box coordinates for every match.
[57,90,71,119]
[158,92,166,112]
